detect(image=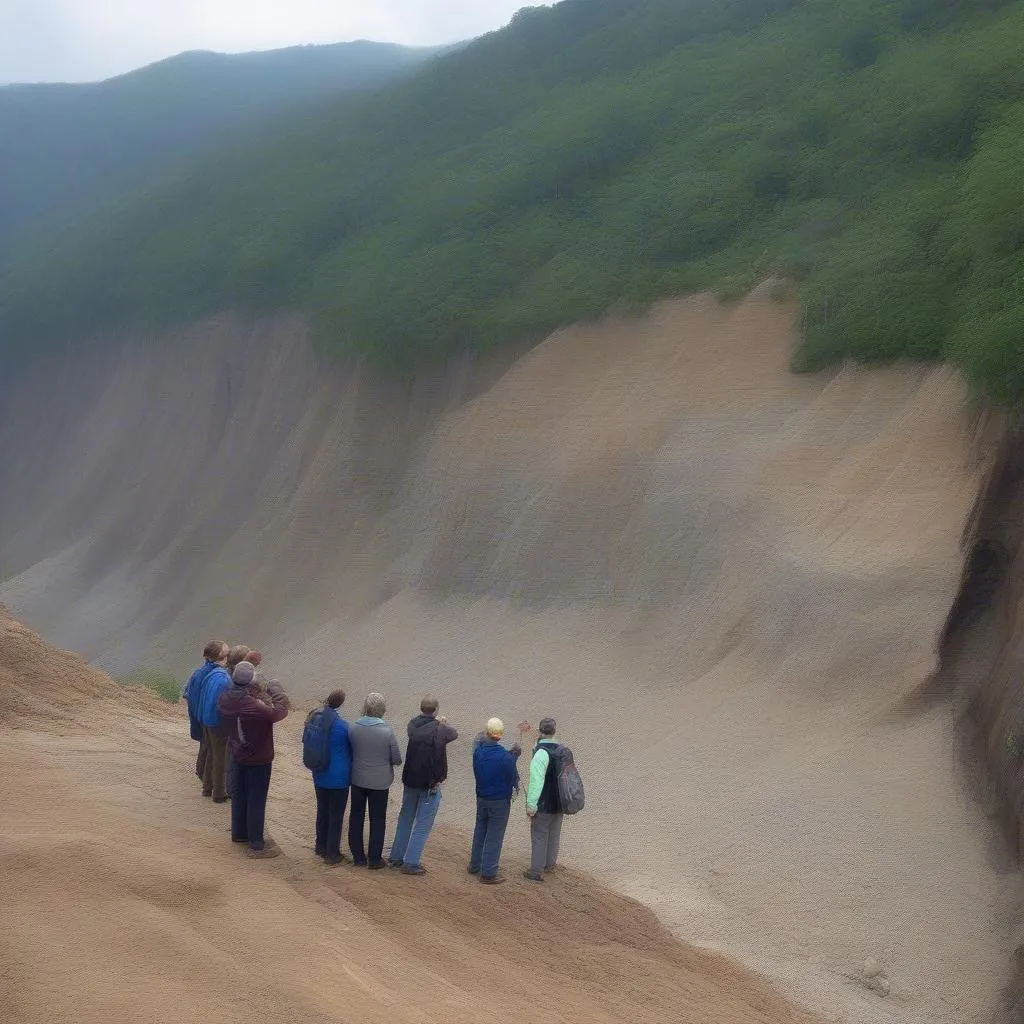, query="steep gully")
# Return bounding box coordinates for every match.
[1,286,1023,1023]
